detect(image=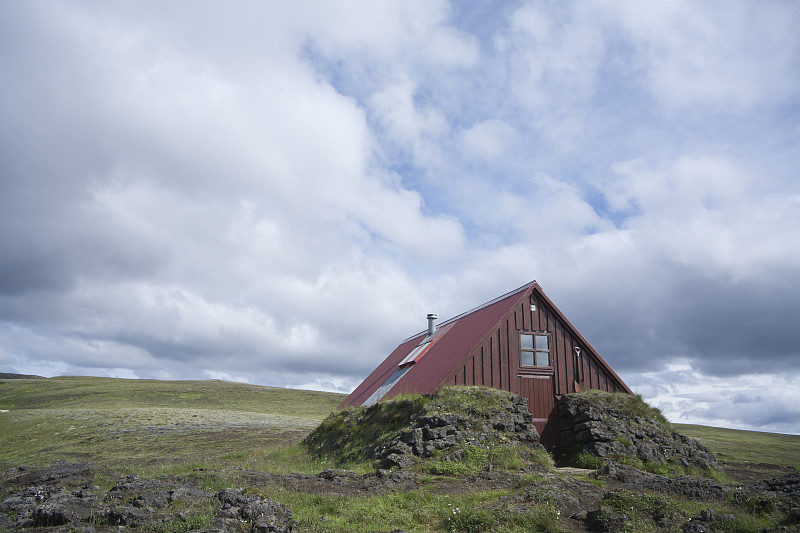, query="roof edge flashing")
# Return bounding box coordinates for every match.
[400,281,533,344]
